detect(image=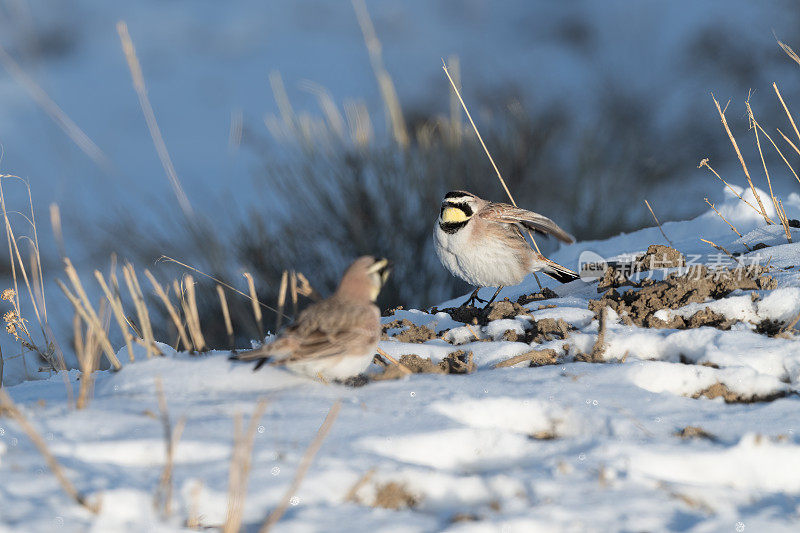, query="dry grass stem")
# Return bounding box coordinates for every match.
[0,46,110,170]
[56,273,121,371]
[442,60,542,254]
[351,0,409,147]
[95,270,136,362]
[75,300,108,409]
[0,389,101,513]
[158,257,292,321]
[217,285,235,349]
[591,307,608,362]
[290,271,299,318]
[644,199,673,246]
[244,272,265,340]
[294,272,321,302]
[122,264,158,359]
[117,21,192,217]
[344,469,376,502]
[276,271,288,332]
[144,270,191,352]
[774,83,800,150]
[376,347,412,375]
[223,399,269,533]
[700,238,741,264]
[778,39,800,67]
[154,377,187,519]
[704,198,749,250]
[747,102,785,230]
[697,159,773,222]
[752,121,800,186]
[493,352,538,368]
[260,400,342,533]
[181,275,206,352]
[712,95,770,223]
